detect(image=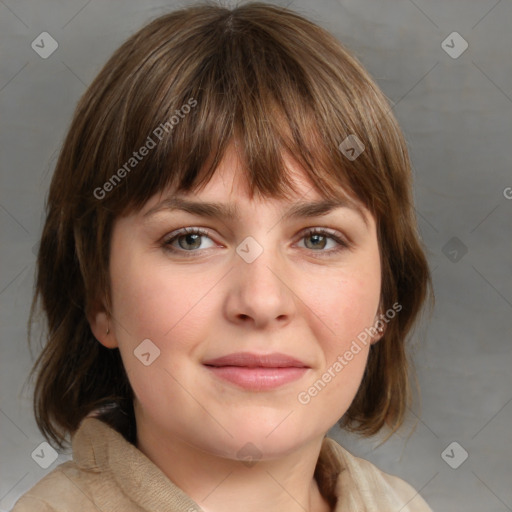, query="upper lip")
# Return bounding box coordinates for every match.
[203,352,309,368]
